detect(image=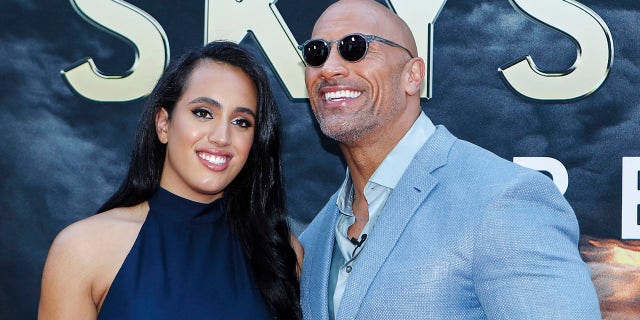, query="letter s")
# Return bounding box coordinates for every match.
[499,0,613,101]
[62,0,169,102]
